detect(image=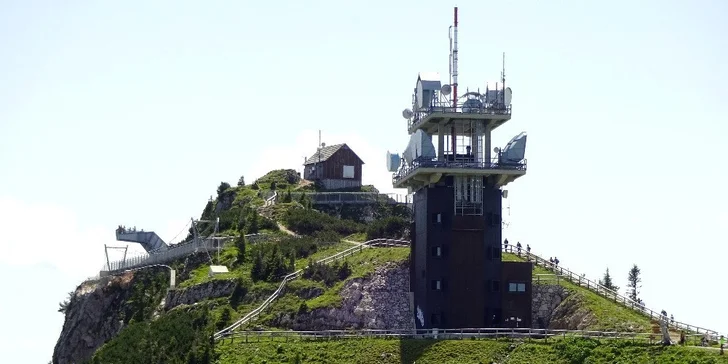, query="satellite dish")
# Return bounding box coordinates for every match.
[504,87,512,105]
[386,151,401,172]
[402,108,413,119]
[499,132,528,164]
[321,142,326,148]
[494,147,501,154]
[441,84,452,96]
[403,130,436,164]
[502,190,509,199]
